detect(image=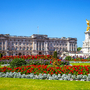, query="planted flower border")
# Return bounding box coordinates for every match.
[0,65,90,81]
[69,61,90,63]
[1,65,90,75]
[0,55,90,81]
[1,55,90,62]
[0,65,90,78]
